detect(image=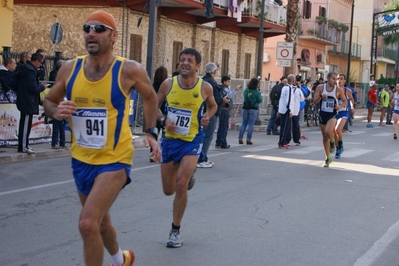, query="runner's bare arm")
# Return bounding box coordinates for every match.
[157,78,176,132]
[44,59,77,120]
[123,60,158,130]
[346,89,354,107]
[313,84,323,104]
[336,87,348,110]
